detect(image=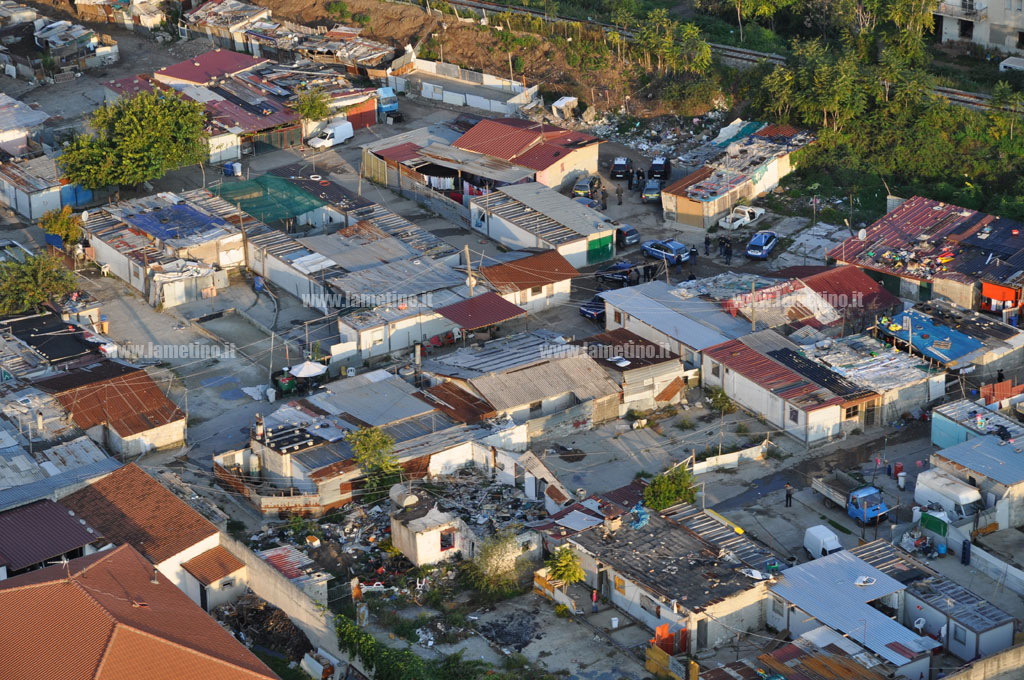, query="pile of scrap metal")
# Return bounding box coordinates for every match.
[214,593,313,661]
